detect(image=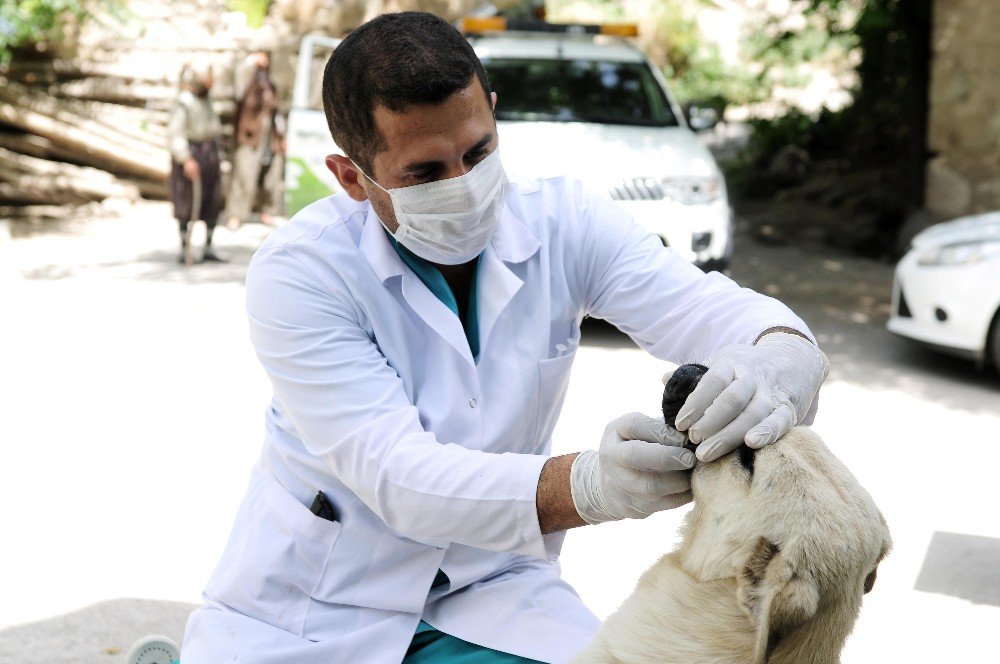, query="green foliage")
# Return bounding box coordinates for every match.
[548,0,628,22]
[654,4,750,106]
[739,0,861,108]
[227,0,272,29]
[0,0,128,64]
[666,38,759,107]
[731,0,932,255]
[747,110,815,156]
